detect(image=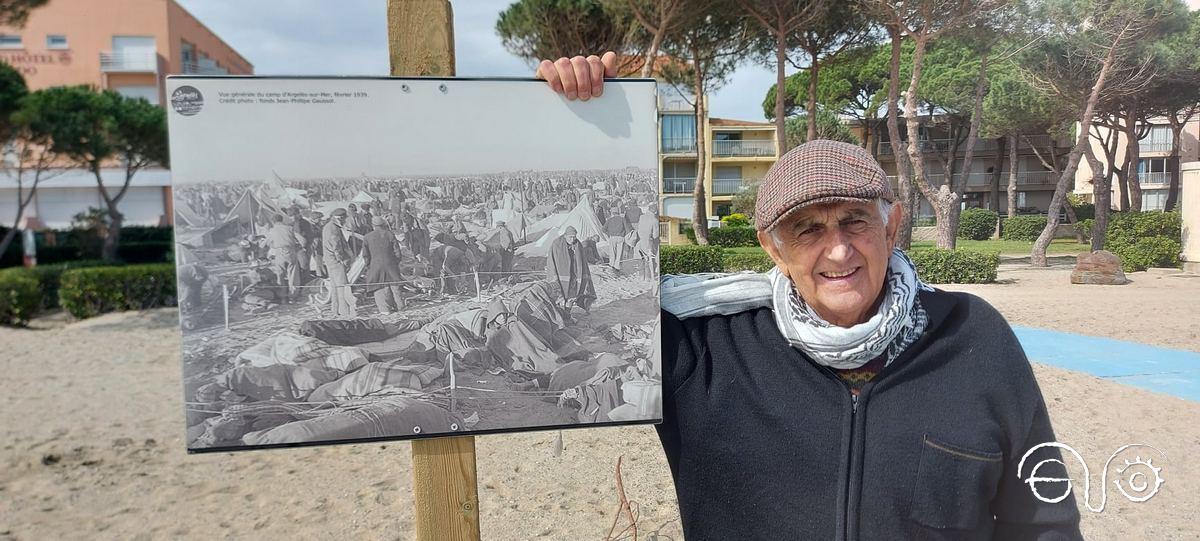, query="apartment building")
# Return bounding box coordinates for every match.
[0,0,251,229]
[658,87,779,244]
[1075,117,1200,211]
